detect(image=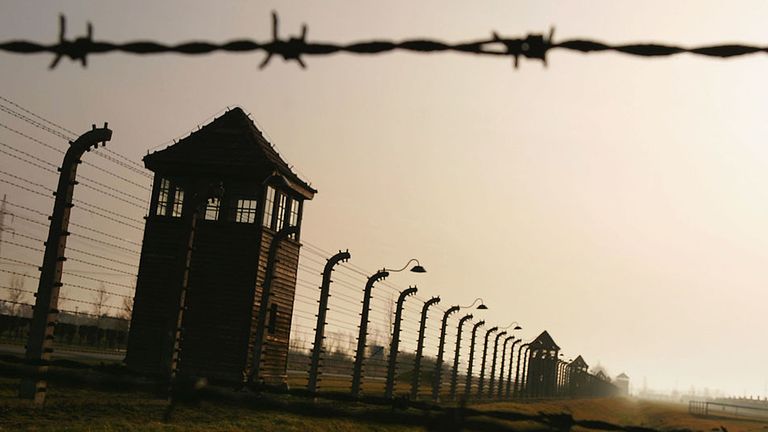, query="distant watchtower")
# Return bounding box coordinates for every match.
[125,107,316,386]
[568,355,589,396]
[615,372,630,396]
[525,330,560,397]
